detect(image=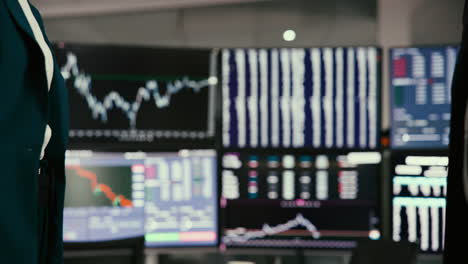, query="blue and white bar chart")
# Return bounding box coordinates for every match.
[222,47,380,149]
